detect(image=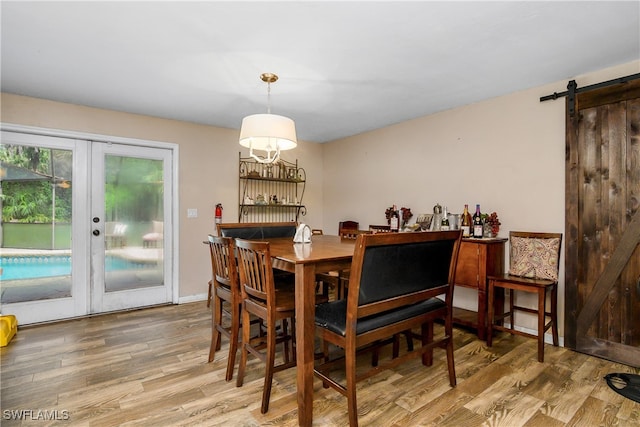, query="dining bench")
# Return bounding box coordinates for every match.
[216,221,297,240]
[313,230,462,427]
